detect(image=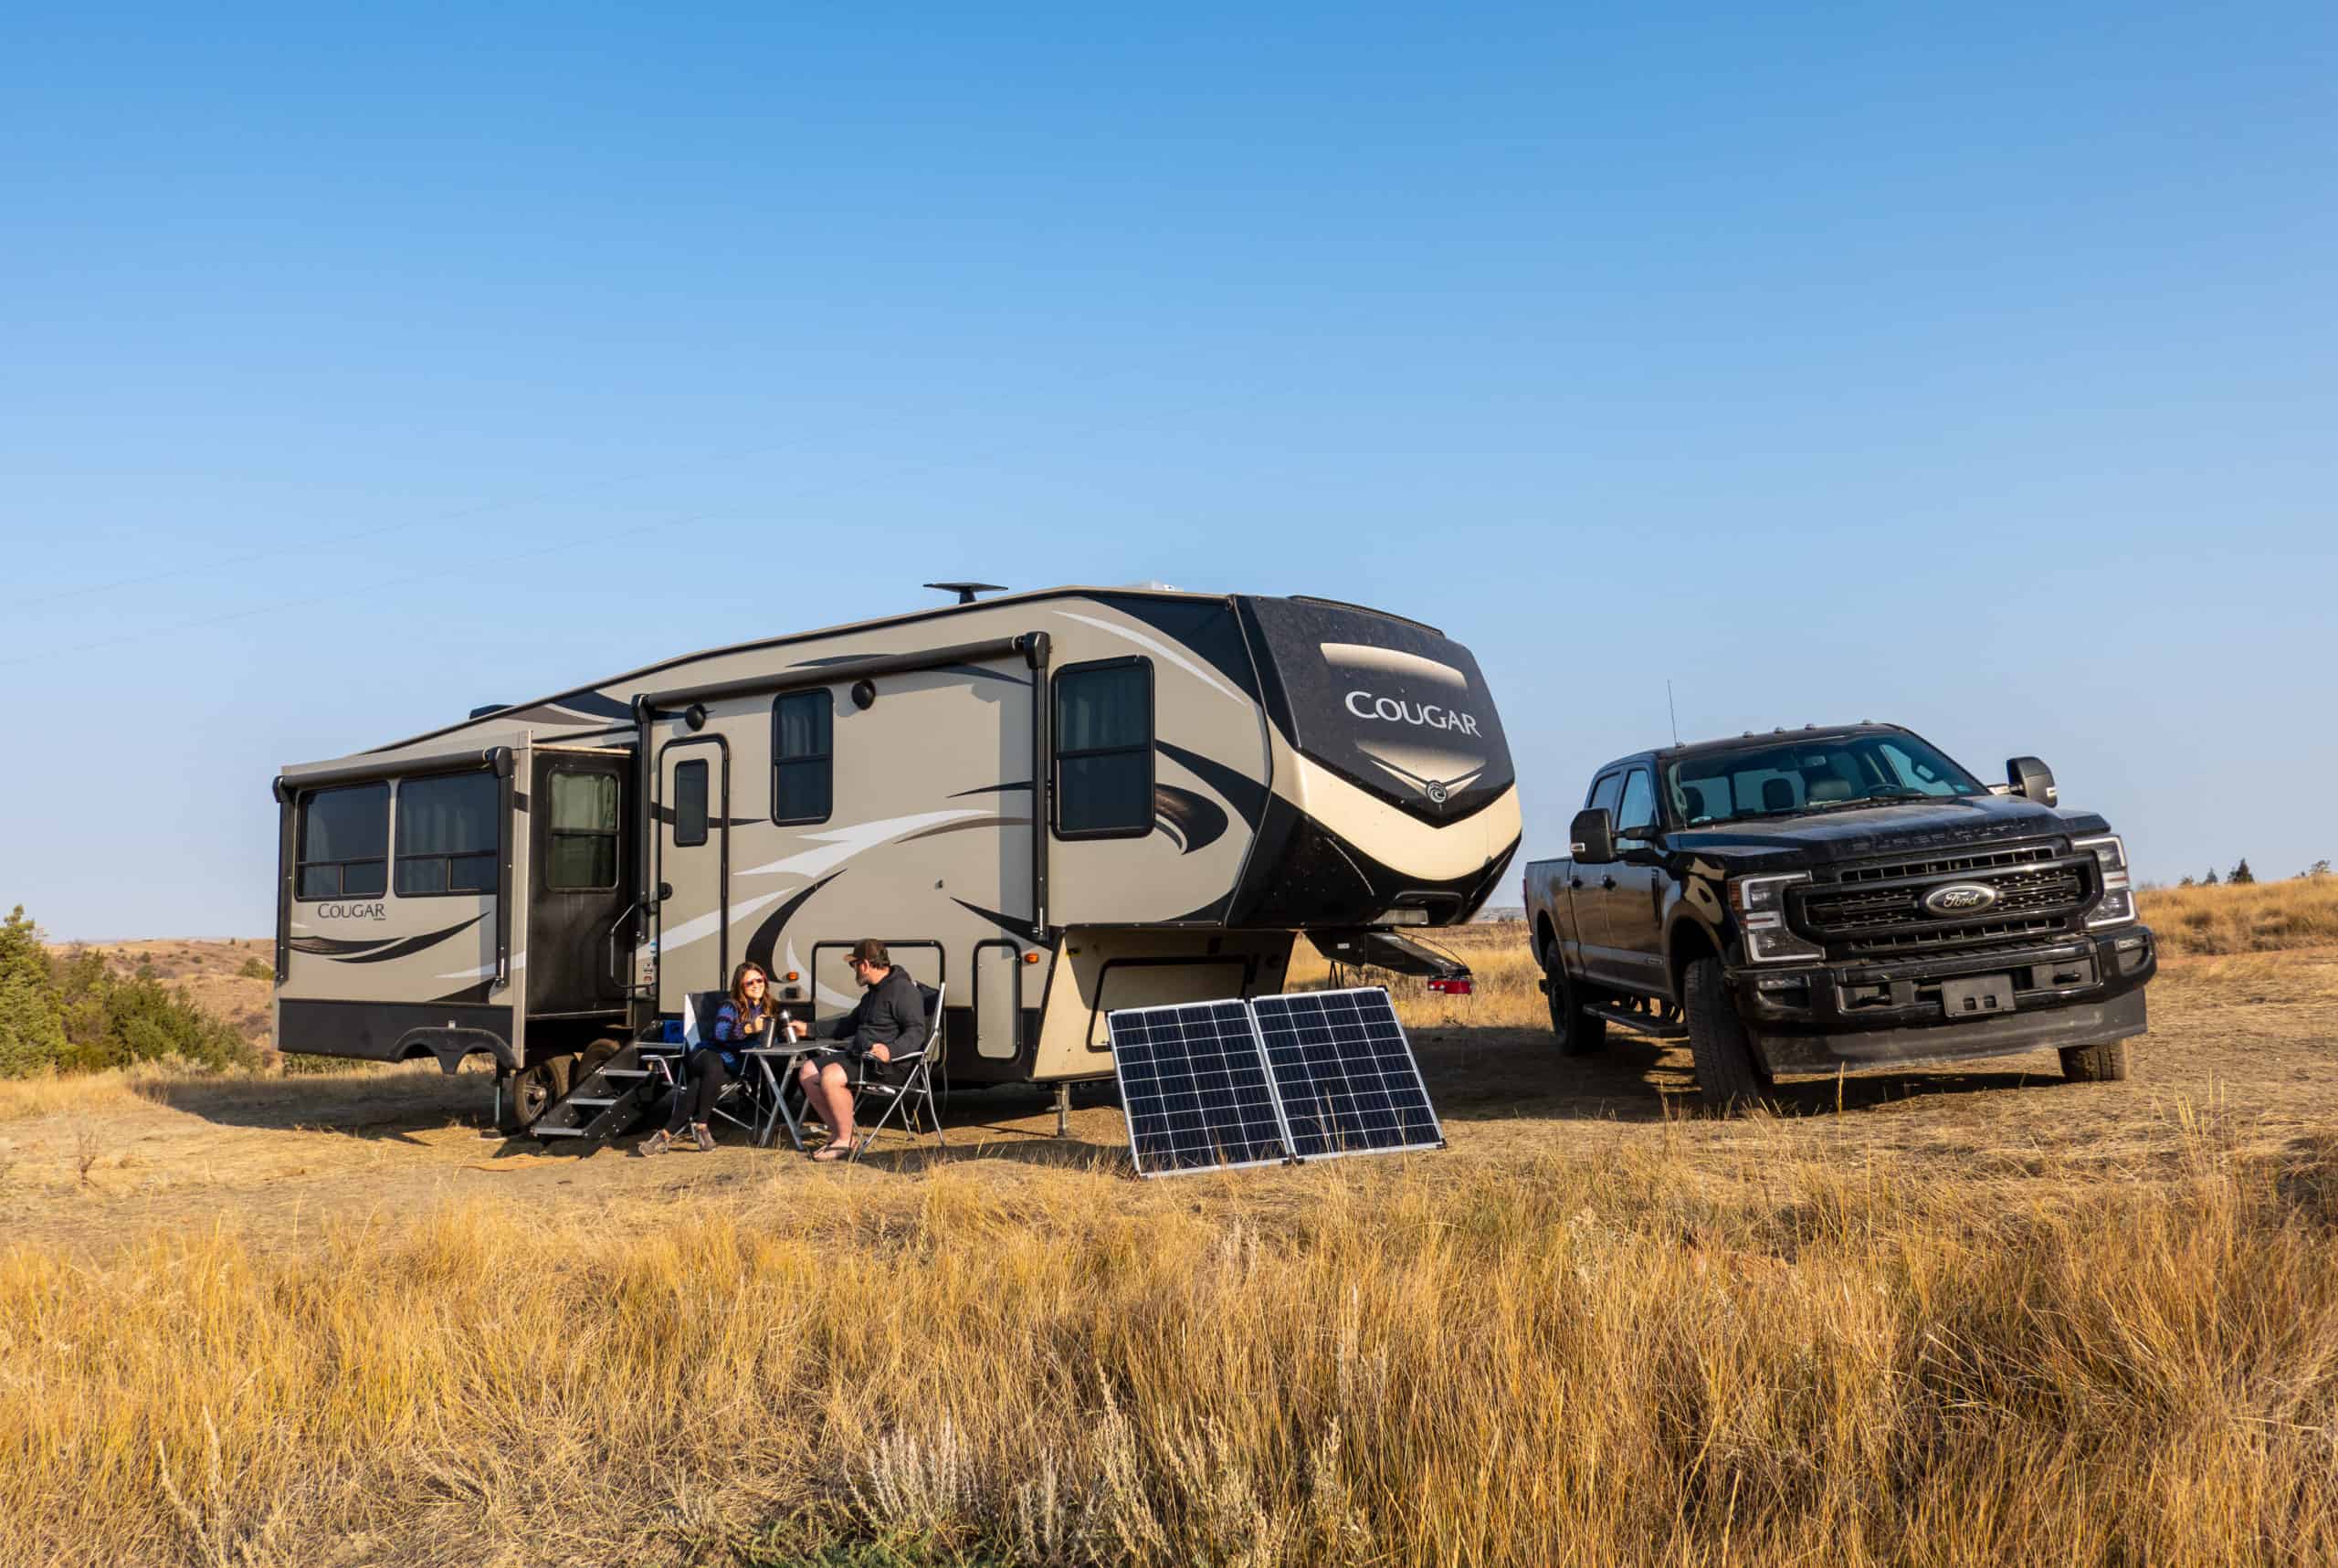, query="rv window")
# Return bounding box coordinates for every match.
[546,769,621,891]
[395,772,501,897]
[772,689,834,826]
[295,782,389,900]
[1054,658,1153,838]
[673,759,710,847]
